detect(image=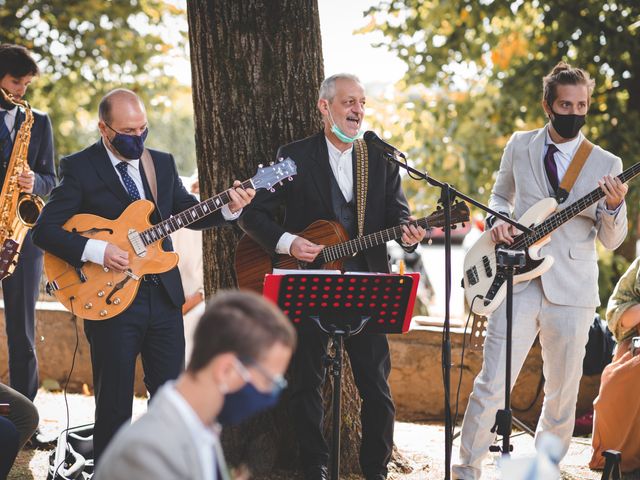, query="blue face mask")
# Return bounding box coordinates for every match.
[217,381,283,426]
[105,123,148,160]
[328,107,363,143]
